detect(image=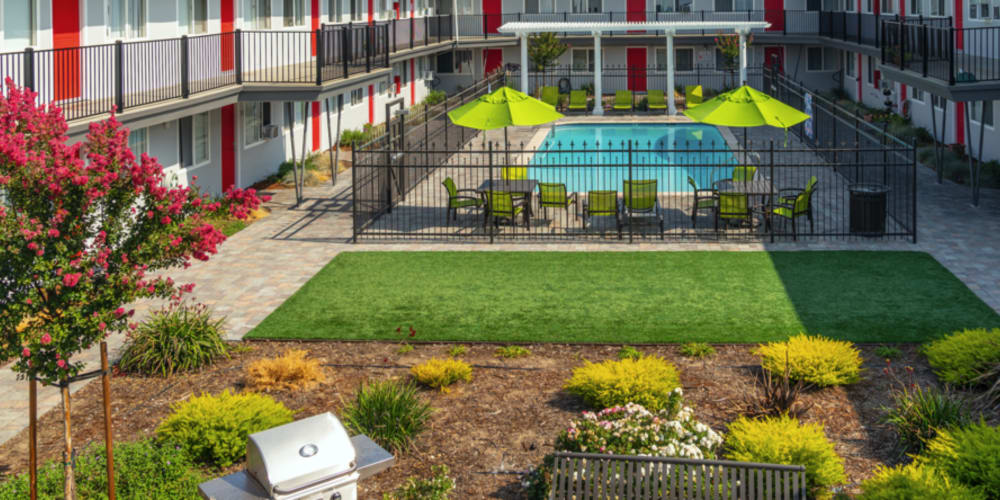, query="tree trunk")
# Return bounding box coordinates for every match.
[61,383,75,500]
